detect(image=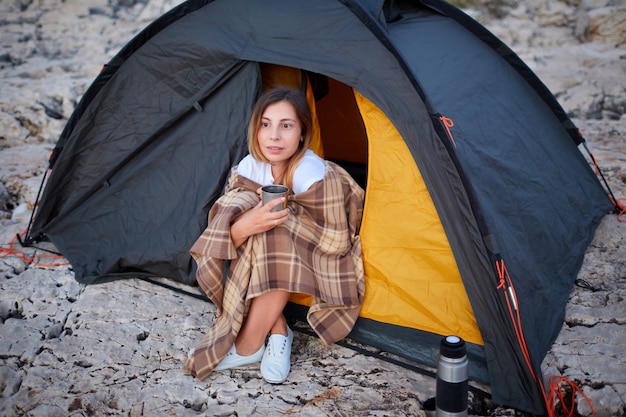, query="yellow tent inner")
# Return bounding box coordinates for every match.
[353,90,482,346]
[262,65,483,346]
